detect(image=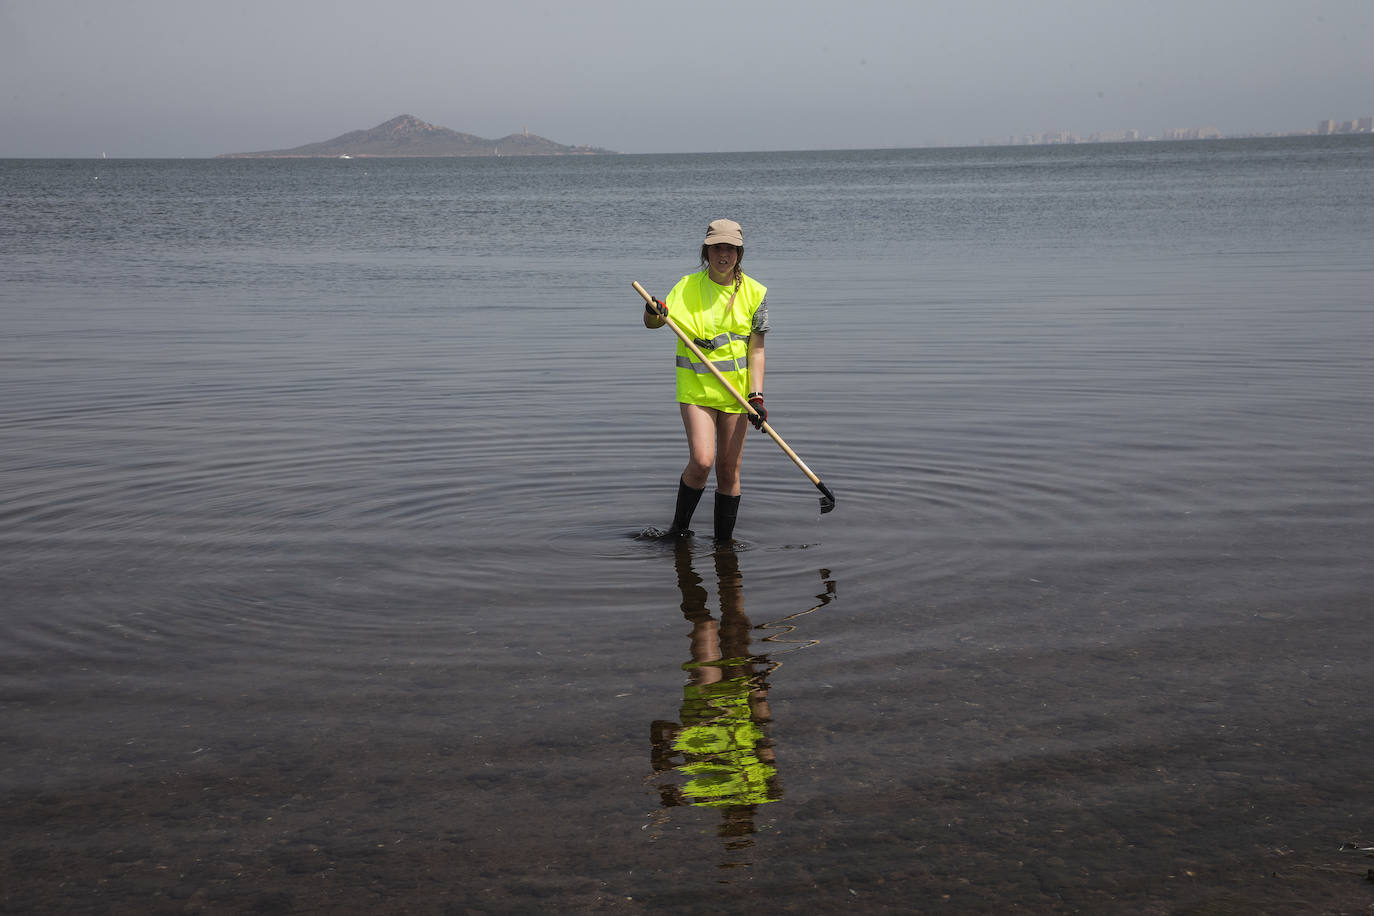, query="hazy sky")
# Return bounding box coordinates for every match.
[2,0,1370,157]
